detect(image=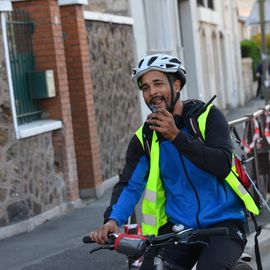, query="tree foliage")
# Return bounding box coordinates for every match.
[251,33,270,54]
